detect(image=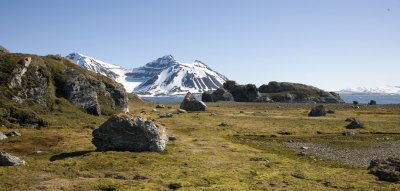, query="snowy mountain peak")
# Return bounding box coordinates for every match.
[339,85,400,94]
[66,53,228,96]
